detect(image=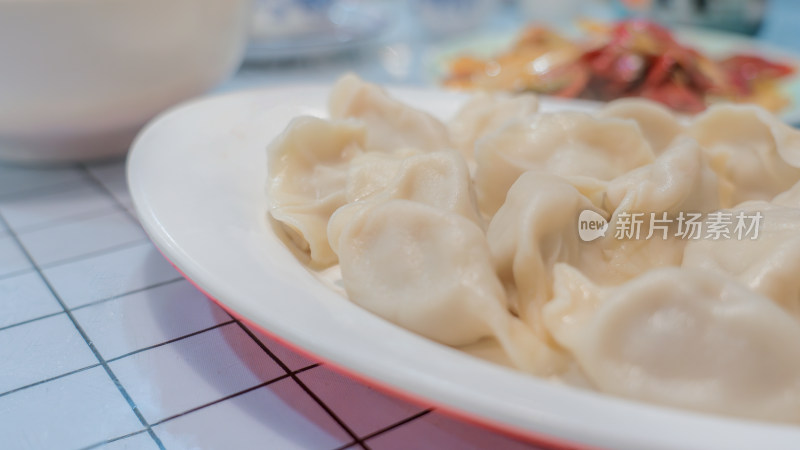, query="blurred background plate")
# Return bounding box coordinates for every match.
[245,1,388,61]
